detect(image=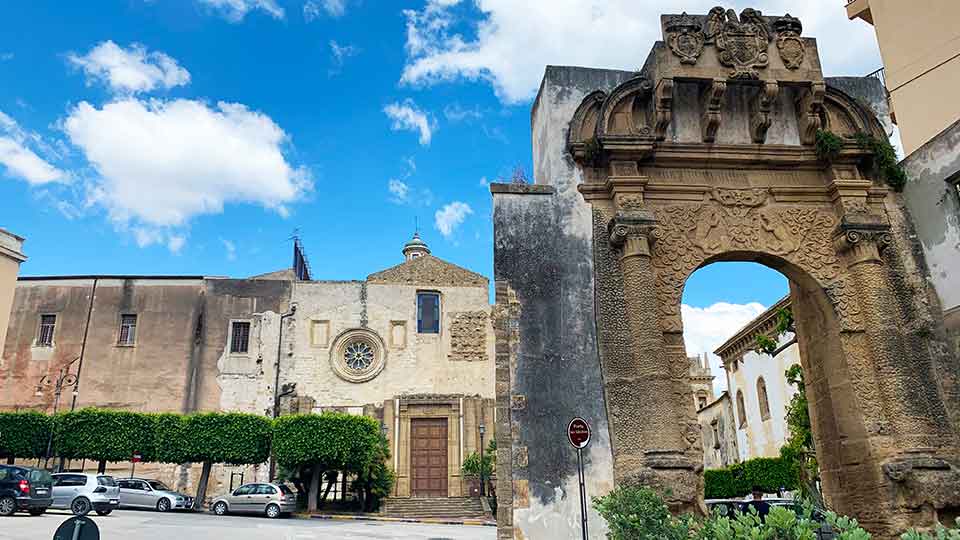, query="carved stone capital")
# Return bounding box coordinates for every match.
[609,212,657,259]
[654,78,674,141]
[834,222,892,265]
[701,78,727,143]
[797,81,826,145]
[750,80,780,144]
